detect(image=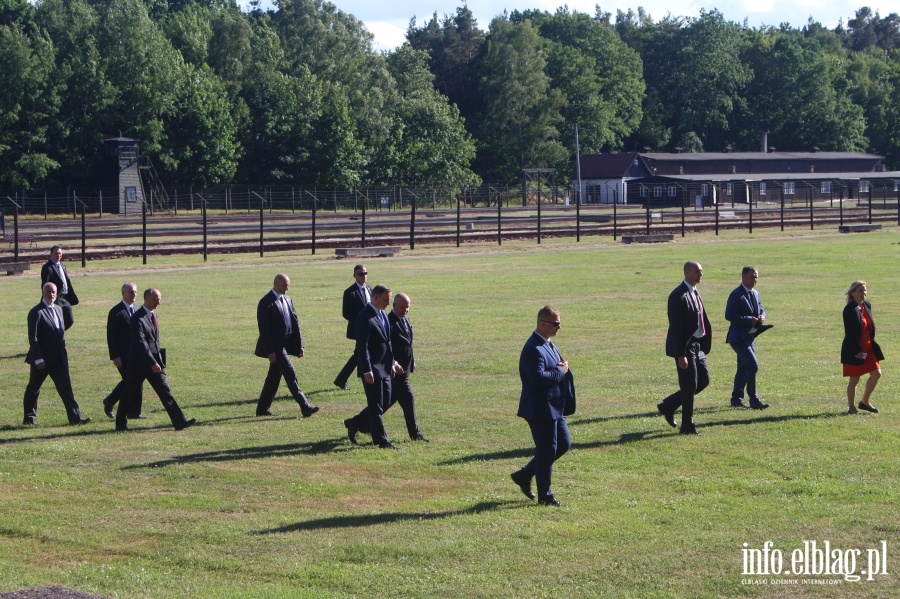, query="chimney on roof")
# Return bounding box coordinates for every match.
[761,131,768,153]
